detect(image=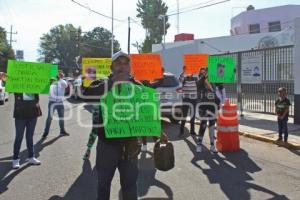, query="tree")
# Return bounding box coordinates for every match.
[81,27,120,58]
[39,24,120,74]
[0,27,15,72]
[136,0,170,52]
[38,24,79,74]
